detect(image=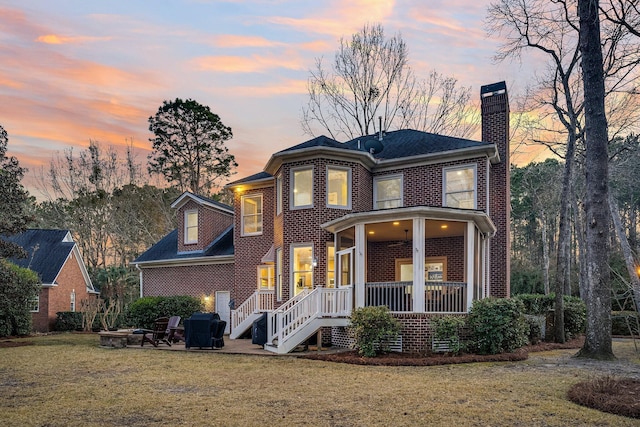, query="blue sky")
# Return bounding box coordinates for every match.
[0,0,539,194]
